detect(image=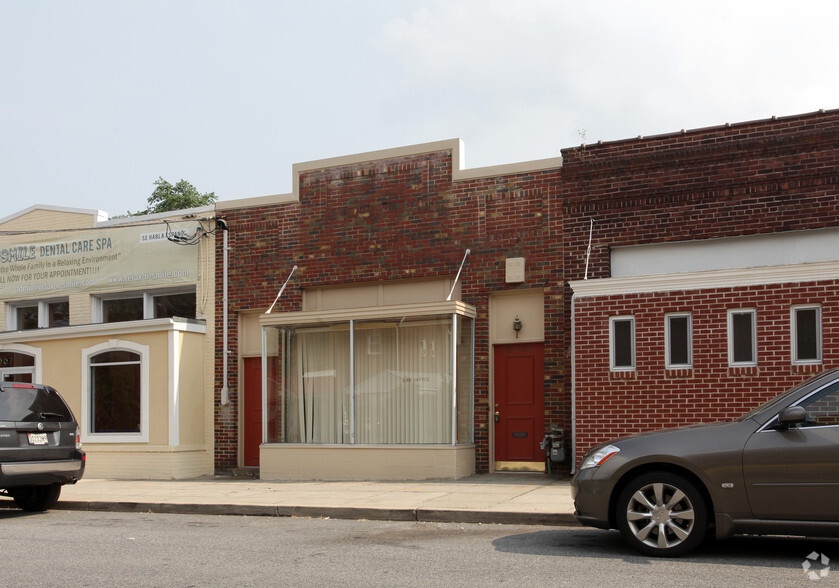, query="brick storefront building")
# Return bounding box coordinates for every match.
[215,142,567,478]
[213,109,839,478]
[562,109,839,464]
